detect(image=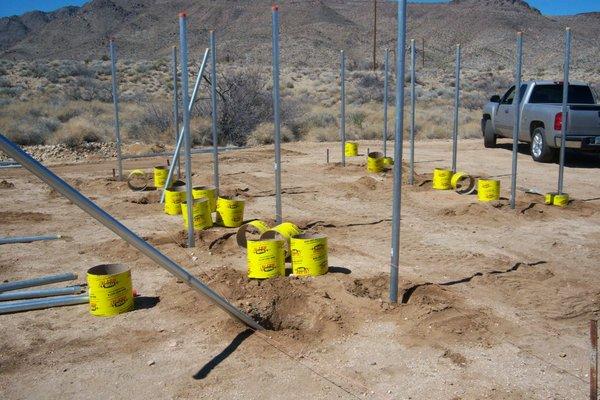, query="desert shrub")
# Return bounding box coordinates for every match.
[64,77,112,102]
[5,115,60,145]
[349,112,366,130]
[127,102,173,141]
[246,122,295,146]
[52,116,104,147]
[302,112,337,129]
